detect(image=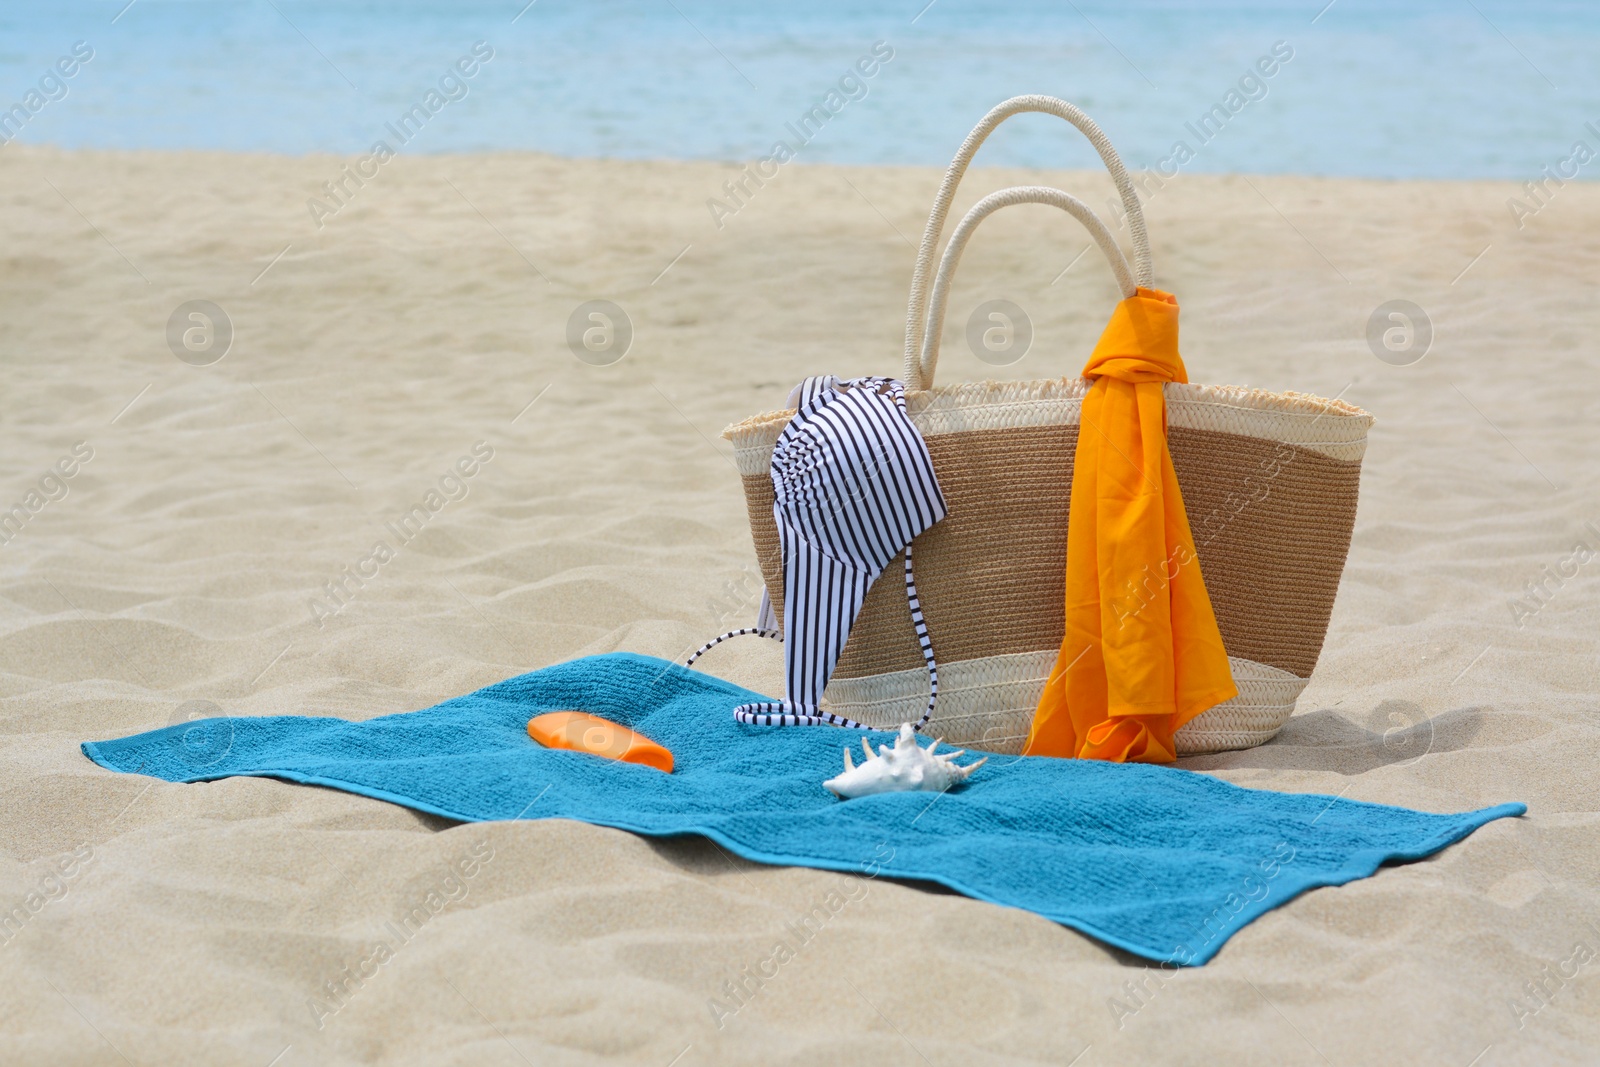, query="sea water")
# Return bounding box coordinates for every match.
[0,1,1596,179]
